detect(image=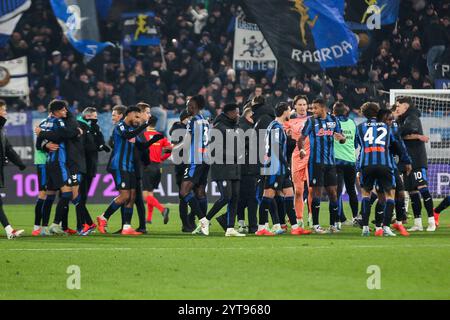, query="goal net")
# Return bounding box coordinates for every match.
[390,89,450,199]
